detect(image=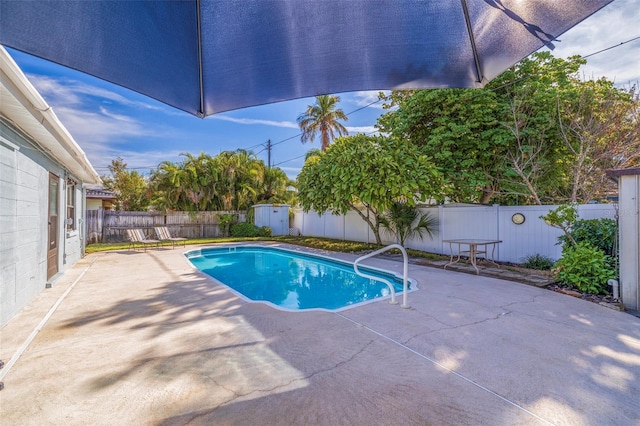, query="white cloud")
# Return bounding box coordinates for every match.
[212,115,299,129]
[544,0,640,85]
[350,91,390,109]
[346,125,378,134]
[27,74,172,112]
[278,165,303,179]
[53,106,154,144]
[90,148,186,176]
